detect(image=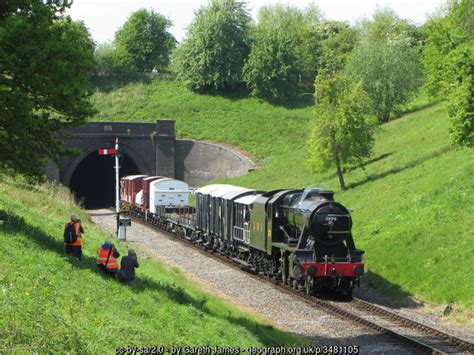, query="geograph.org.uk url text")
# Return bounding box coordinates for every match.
[115,345,360,354]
